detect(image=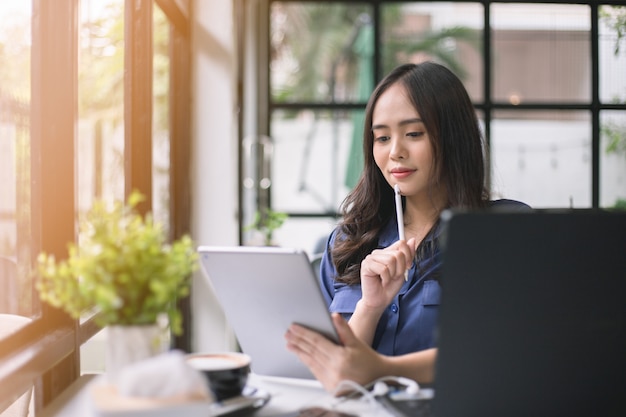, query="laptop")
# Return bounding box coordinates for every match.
[197,245,340,380]
[406,209,626,417]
